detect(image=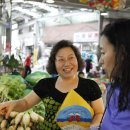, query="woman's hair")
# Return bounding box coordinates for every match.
[46,40,84,75]
[101,19,130,111]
